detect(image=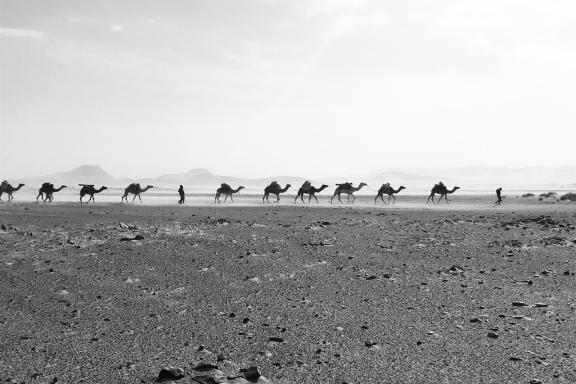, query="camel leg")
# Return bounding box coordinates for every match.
[230,194,234,203]
[301,193,306,203]
[351,194,356,204]
[225,194,230,203]
[312,194,318,203]
[138,194,143,203]
[131,194,137,204]
[338,193,343,204]
[36,193,42,203]
[276,194,280,203]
